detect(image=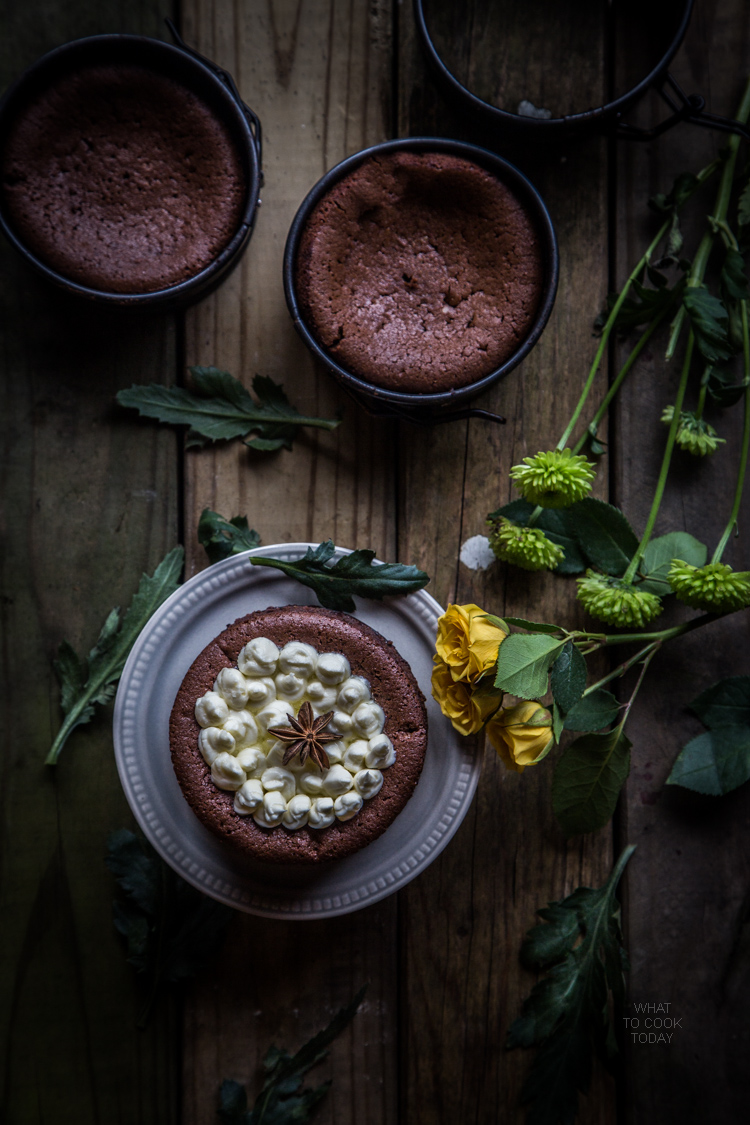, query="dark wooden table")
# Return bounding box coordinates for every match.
[2,2,749,1122]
